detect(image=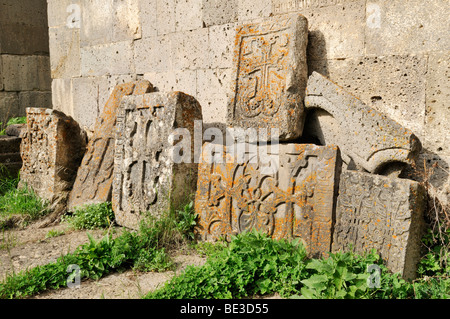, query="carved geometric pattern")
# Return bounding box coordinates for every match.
[195,144,341,257]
